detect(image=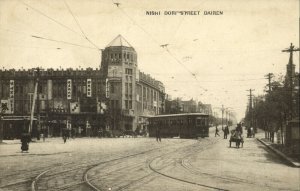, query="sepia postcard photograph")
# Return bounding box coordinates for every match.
[0,0,299,190]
